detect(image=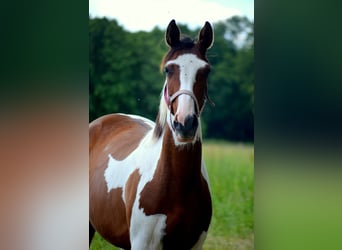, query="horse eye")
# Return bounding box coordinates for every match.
[164,66,173,76]
[164,67,169,74]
